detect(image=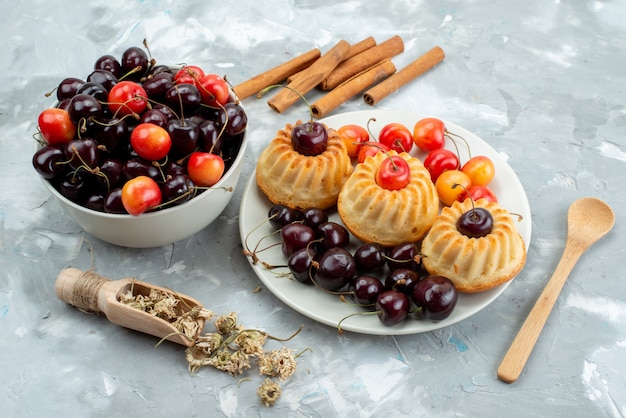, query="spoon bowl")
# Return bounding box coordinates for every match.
[497,197,615,383]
